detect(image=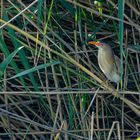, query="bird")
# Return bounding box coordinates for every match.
[88,41,121,92]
